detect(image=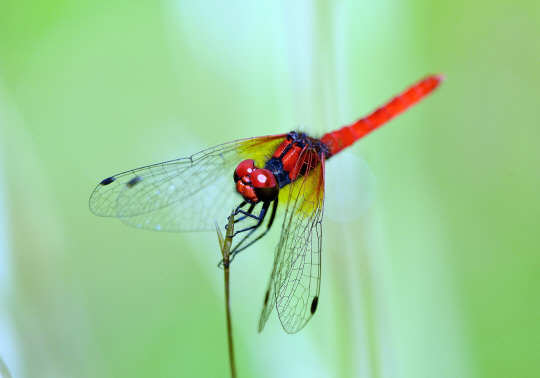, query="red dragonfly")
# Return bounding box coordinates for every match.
[89,74,443,334]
